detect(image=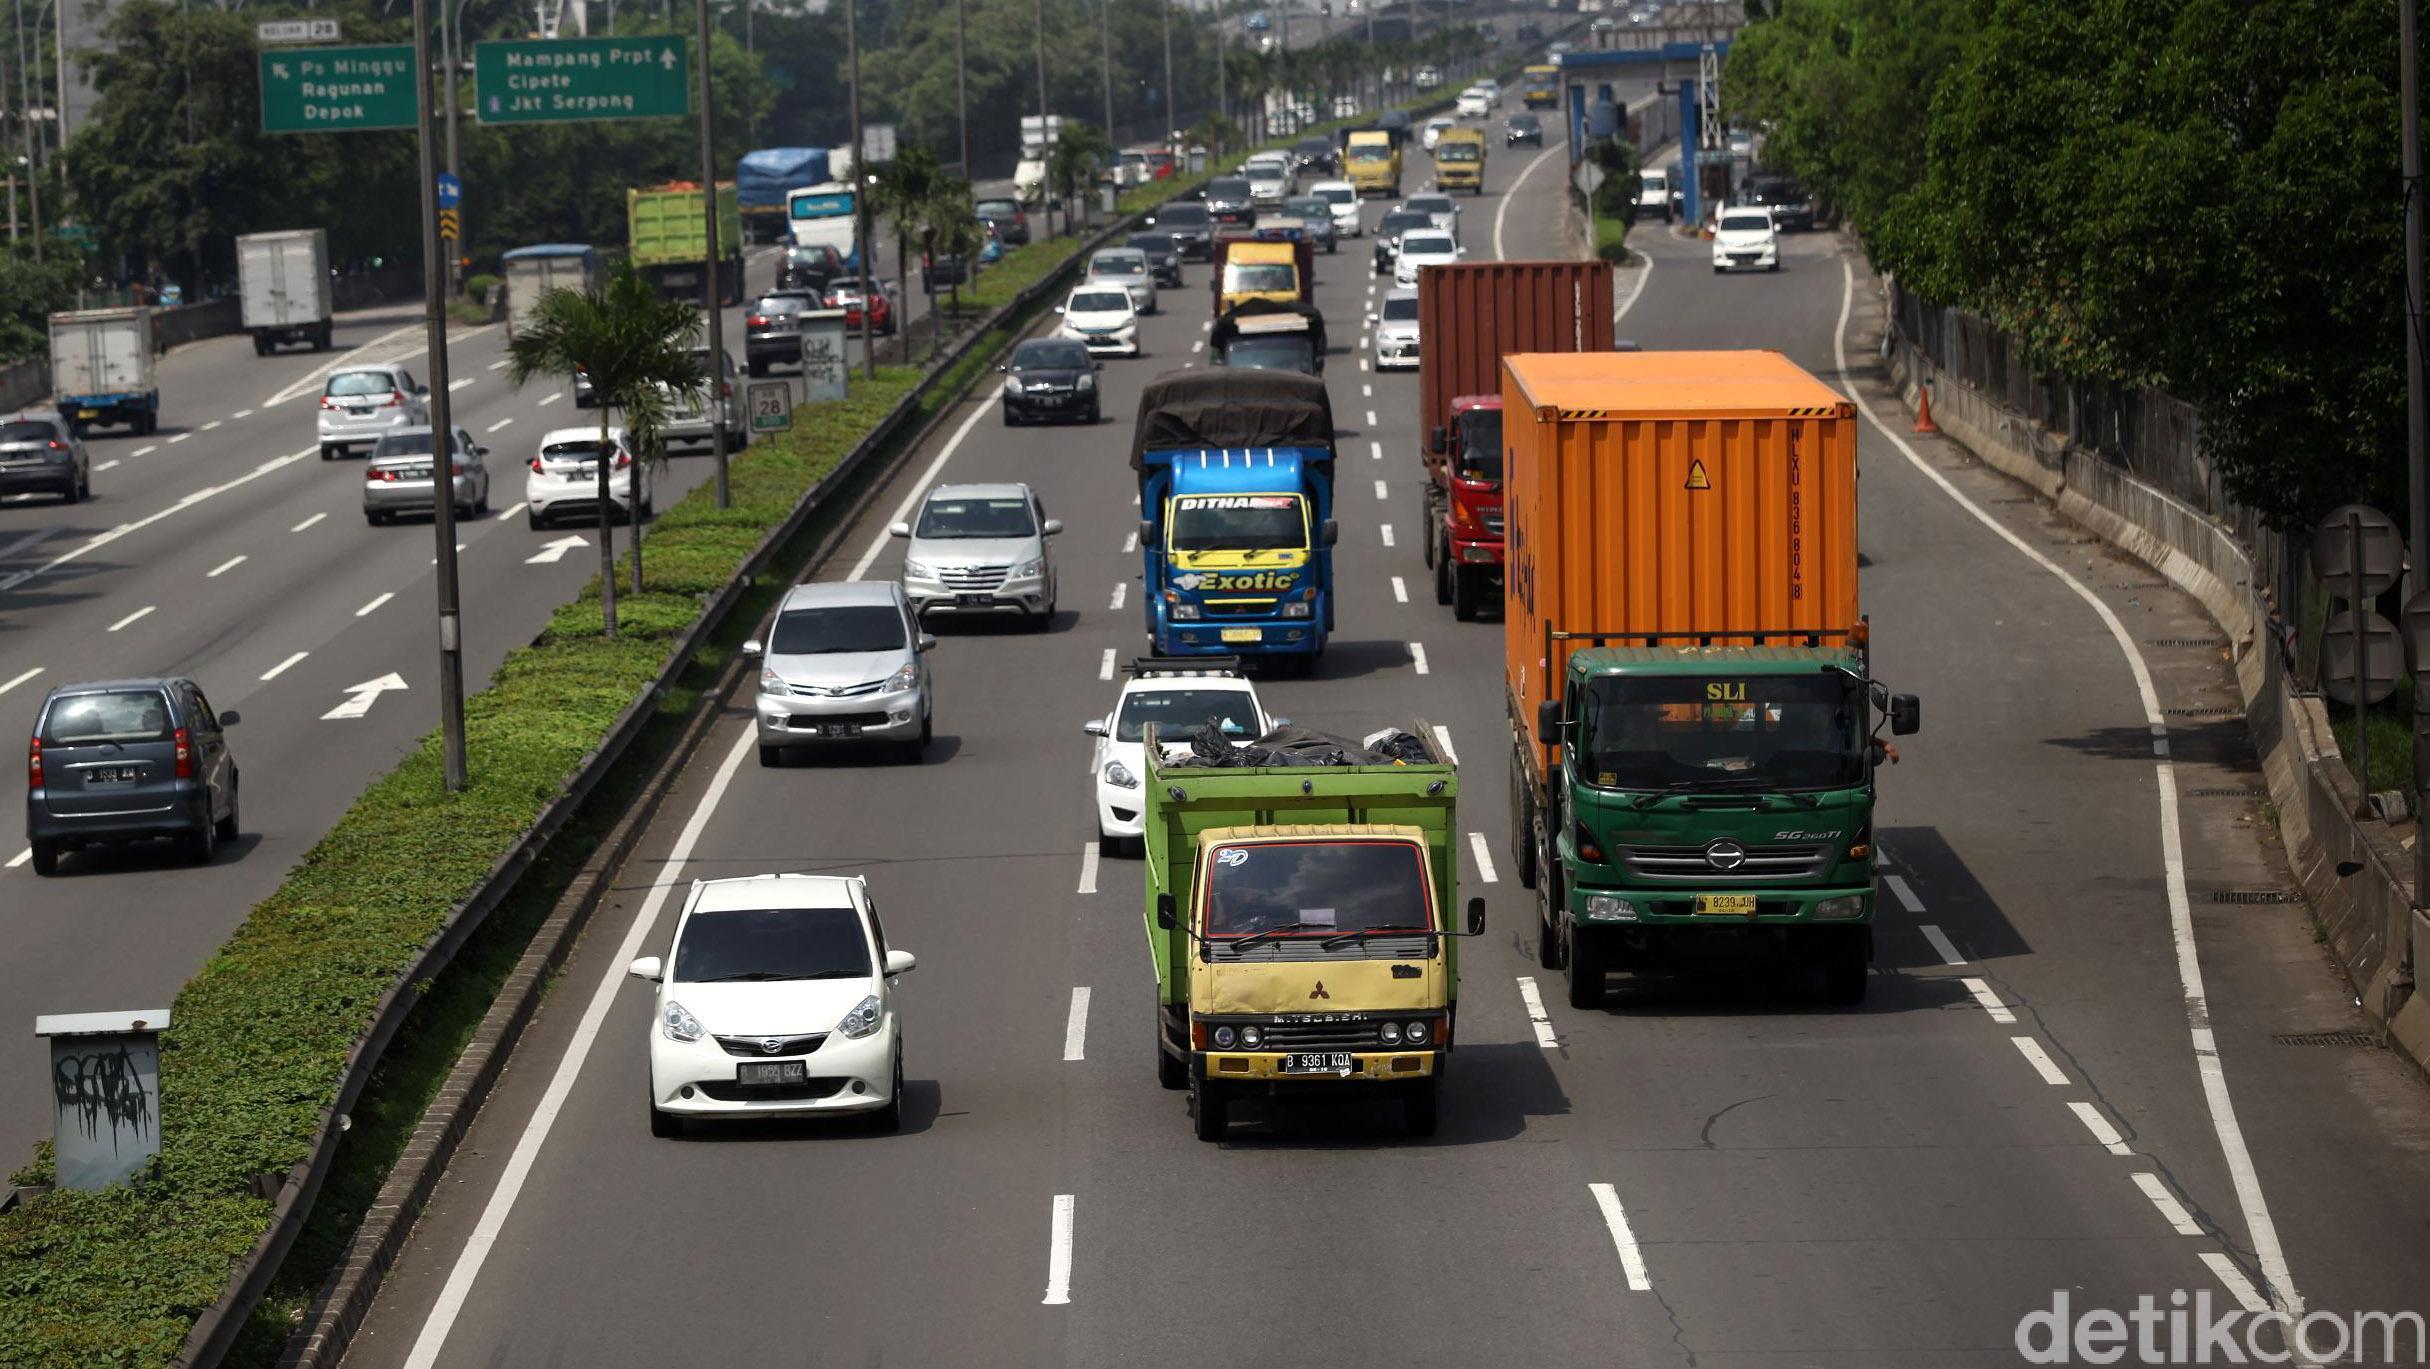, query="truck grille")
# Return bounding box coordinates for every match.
[1253,1020,1384,1050]
[1478,508,1504,535]
[1619,843,1827,881]
[937,563,1009,591]
[1202,598,1276,618]
[1210,934,1436,963]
